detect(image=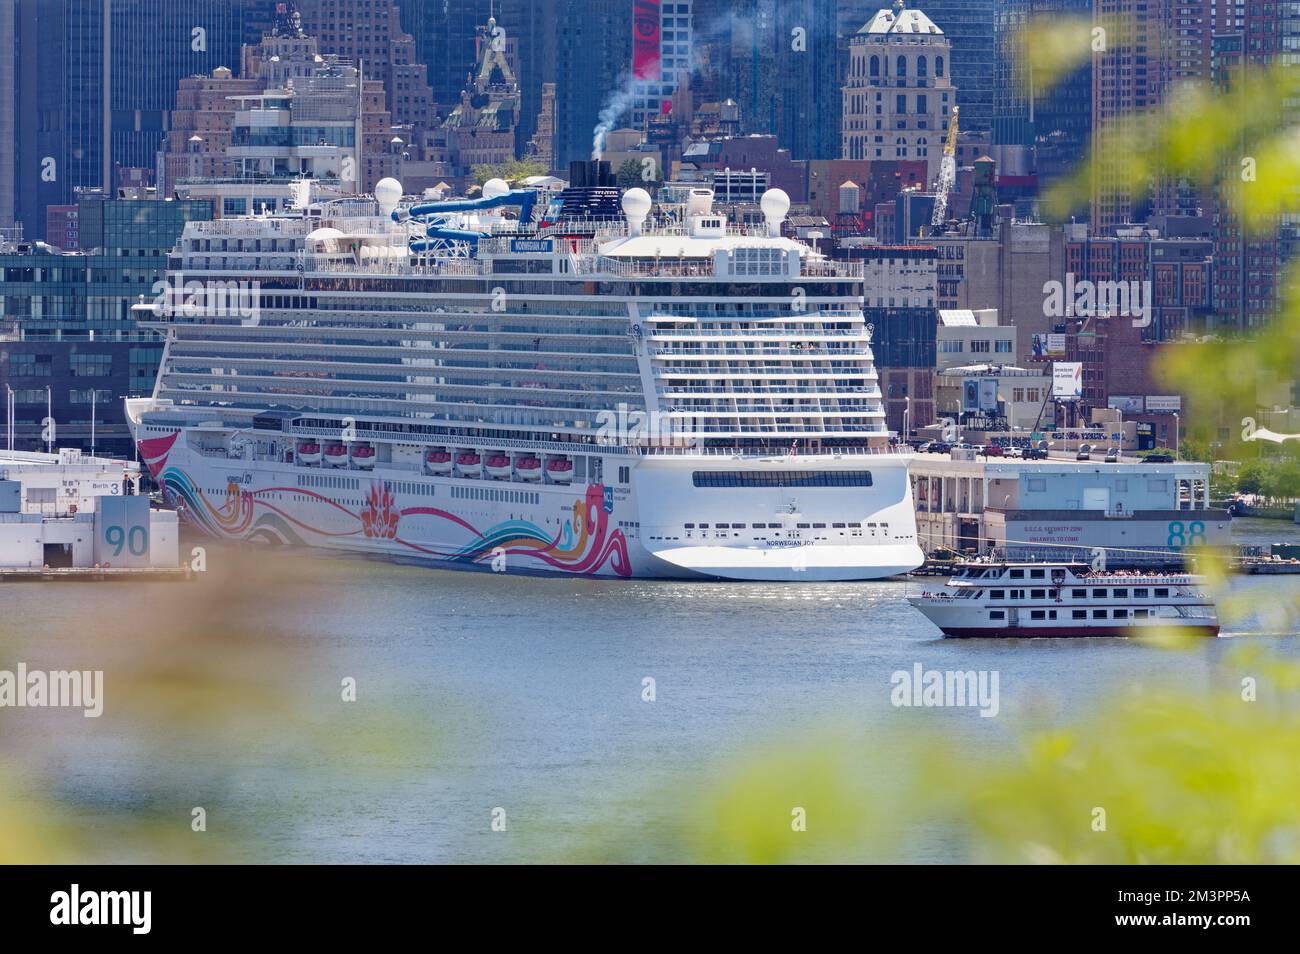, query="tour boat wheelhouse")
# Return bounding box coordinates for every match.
[908,562,1220,638]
